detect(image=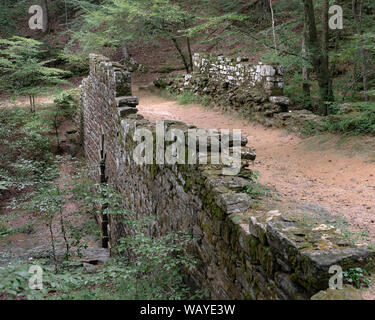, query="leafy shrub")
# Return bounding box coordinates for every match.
[343,267,371,289]
[177,90,200,105]
[54,89,80,119]
[0,107,53,164]
[72,180,203,299]
[241,170,273,200]
[321,102,375,135]
[0,37,69,112]
[58,52,89,76]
